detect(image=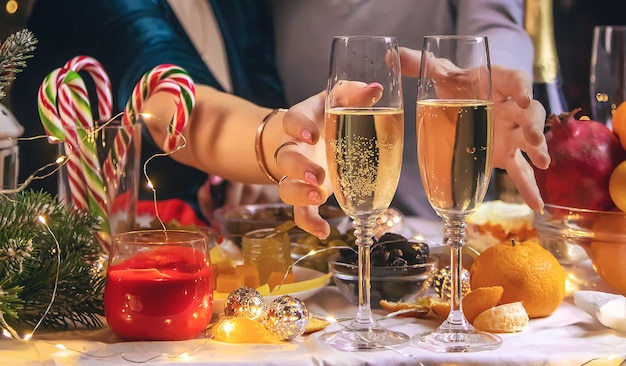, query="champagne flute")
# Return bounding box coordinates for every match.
[590,25,626,128]
[411,35,502,352]
[319,36,408,351]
